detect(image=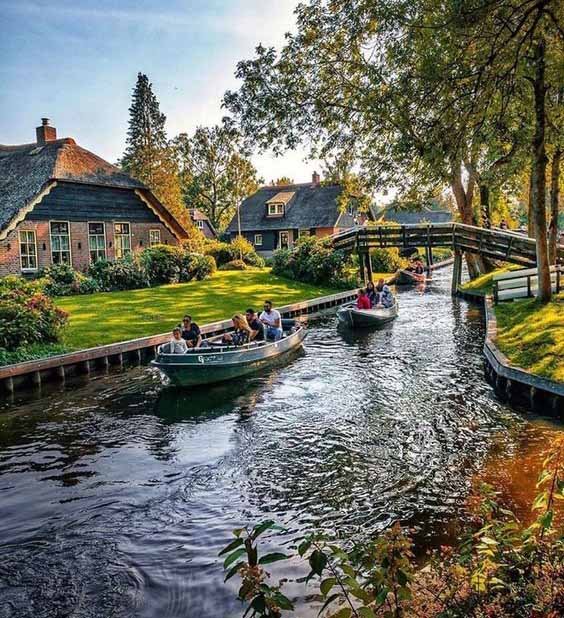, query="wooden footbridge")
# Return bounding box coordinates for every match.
[331,223,564,292]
